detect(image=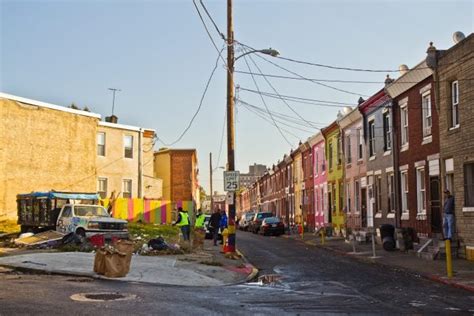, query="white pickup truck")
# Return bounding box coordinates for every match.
[56,204,128,239]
